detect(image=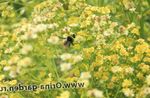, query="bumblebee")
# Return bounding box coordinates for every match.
[64,34,76,47]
